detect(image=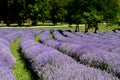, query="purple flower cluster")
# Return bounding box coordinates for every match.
[0,28,23,80]
[0,65,15,80]
[40,30,61,48]
[3,31,23,45]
